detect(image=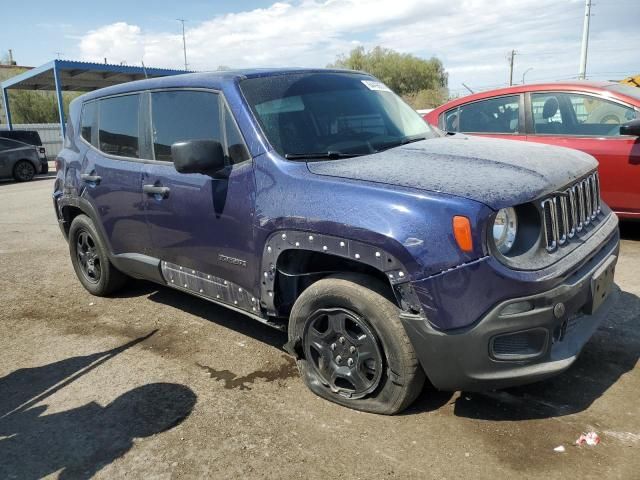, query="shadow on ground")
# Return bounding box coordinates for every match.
[0,332,196,480]
[115,280,287,350]
[619,220,640,241]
